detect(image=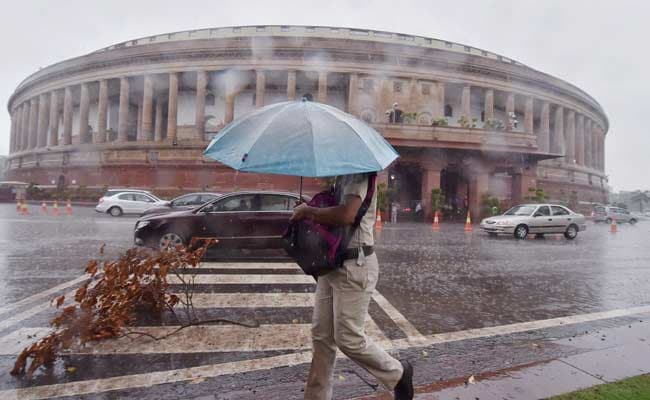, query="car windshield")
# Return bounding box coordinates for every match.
[503,205,537,216]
